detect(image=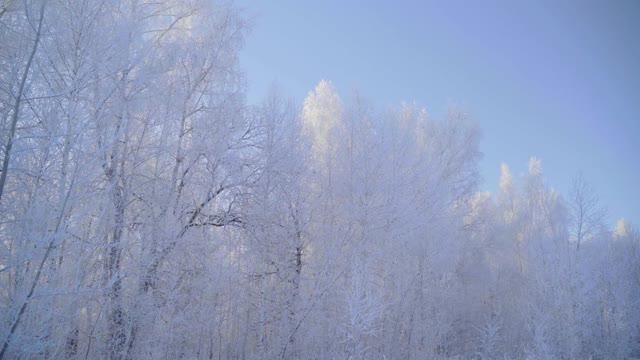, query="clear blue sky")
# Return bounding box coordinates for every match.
[237,0,640,226]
